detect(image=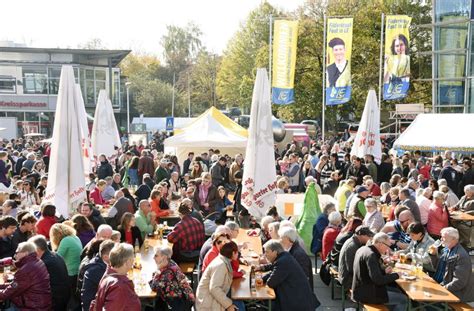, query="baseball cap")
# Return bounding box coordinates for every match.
[355,225,374,237]
[356,186,369,194]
